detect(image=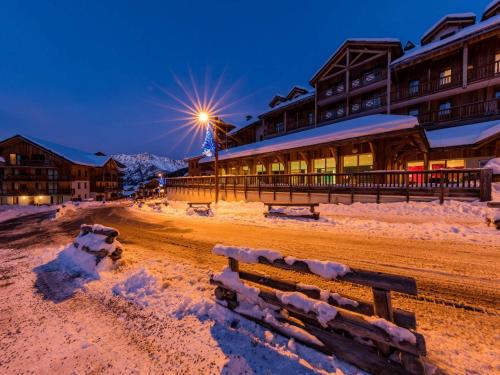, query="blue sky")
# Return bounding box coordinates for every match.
[0,0,489,158]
